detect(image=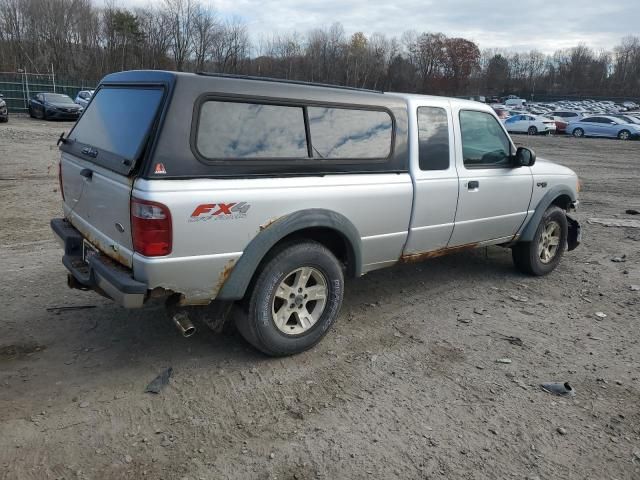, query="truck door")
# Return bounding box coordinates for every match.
[403,101,459,255]
[448,108,533,247]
